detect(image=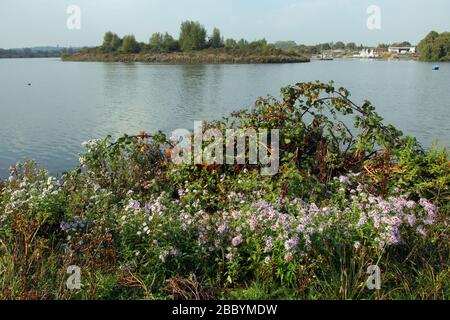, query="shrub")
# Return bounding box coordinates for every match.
[0,82,448,300]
